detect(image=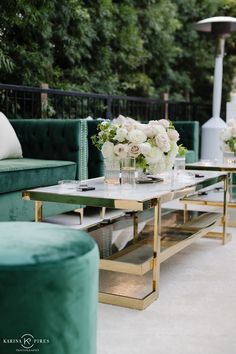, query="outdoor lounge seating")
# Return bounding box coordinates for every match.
[0,119,88,221]
[0,221,99,354]
[0,118,199,221]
